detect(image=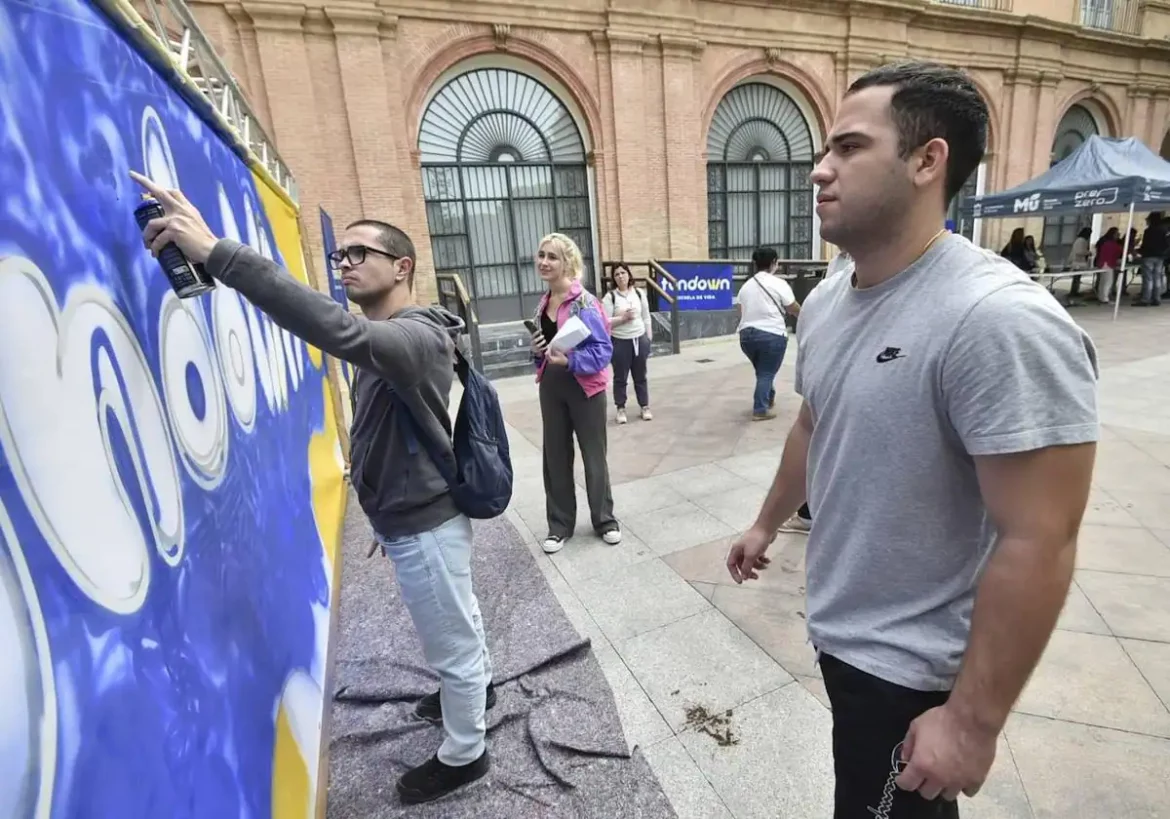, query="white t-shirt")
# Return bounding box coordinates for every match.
[735,273,796,337]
